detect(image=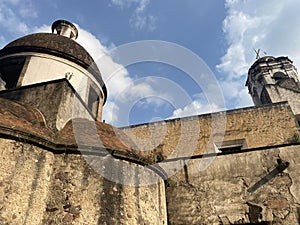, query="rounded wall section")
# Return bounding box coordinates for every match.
[0,32,107,103]
[0,138,168,225]
[0,52,104,118]
[0,28,107,119]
